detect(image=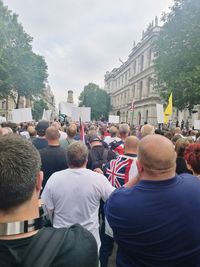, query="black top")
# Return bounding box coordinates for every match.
[176,156,192,174]
[87,145,116,170]
[39,145,68,188]
[0,224,98,267]
[32,137,48,150]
